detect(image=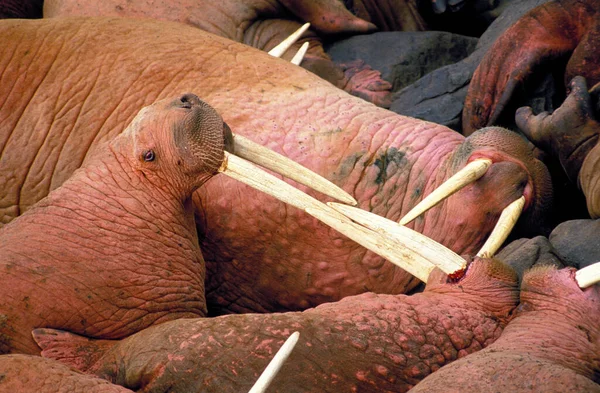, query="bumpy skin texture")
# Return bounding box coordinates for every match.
[463,0,600,135]
[410,266,600,392]
[43,0,395,107]
[0,18,551,314]
[34,259,519,393]
[517,77,600,217]
[0,94,229,354]
[0,355,133,393]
